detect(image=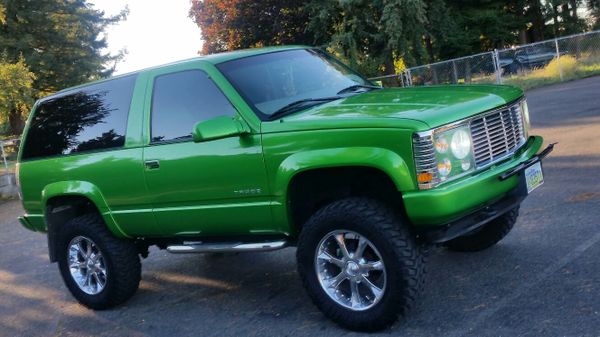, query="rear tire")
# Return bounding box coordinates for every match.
[296,198,425,331]
[56,213,141,309]
[445,207,519,252]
